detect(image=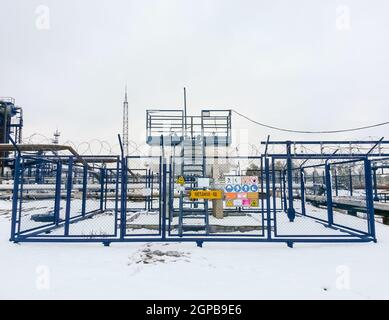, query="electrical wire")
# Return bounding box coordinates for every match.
[232,109,389,134]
